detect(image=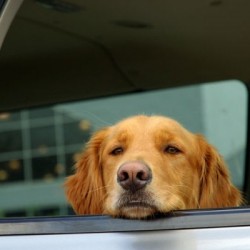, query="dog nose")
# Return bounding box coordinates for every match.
[117,161,152,192]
